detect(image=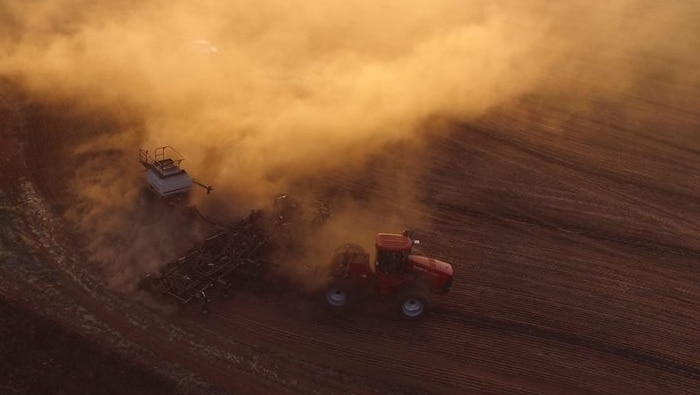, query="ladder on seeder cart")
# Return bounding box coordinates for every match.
[140,211,267,312]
